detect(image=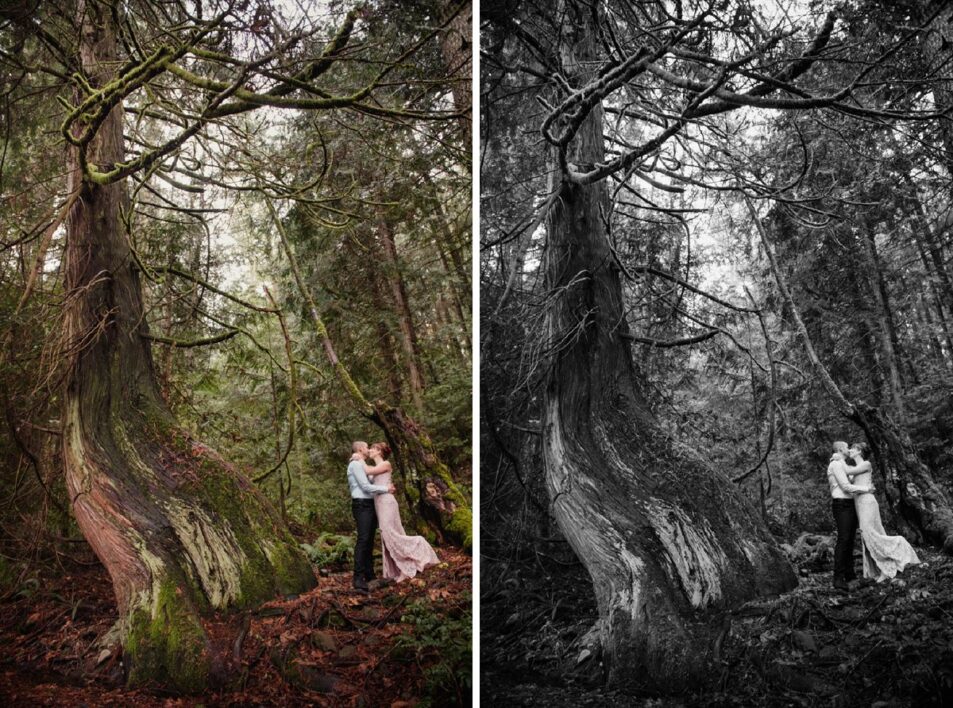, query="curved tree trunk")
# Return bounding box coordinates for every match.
[540,5,796,690]
[63,2,315,691]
